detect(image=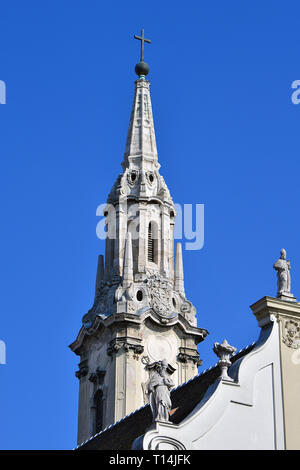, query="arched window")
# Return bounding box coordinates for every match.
[148,222,155,262]
[94,389,104,433]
